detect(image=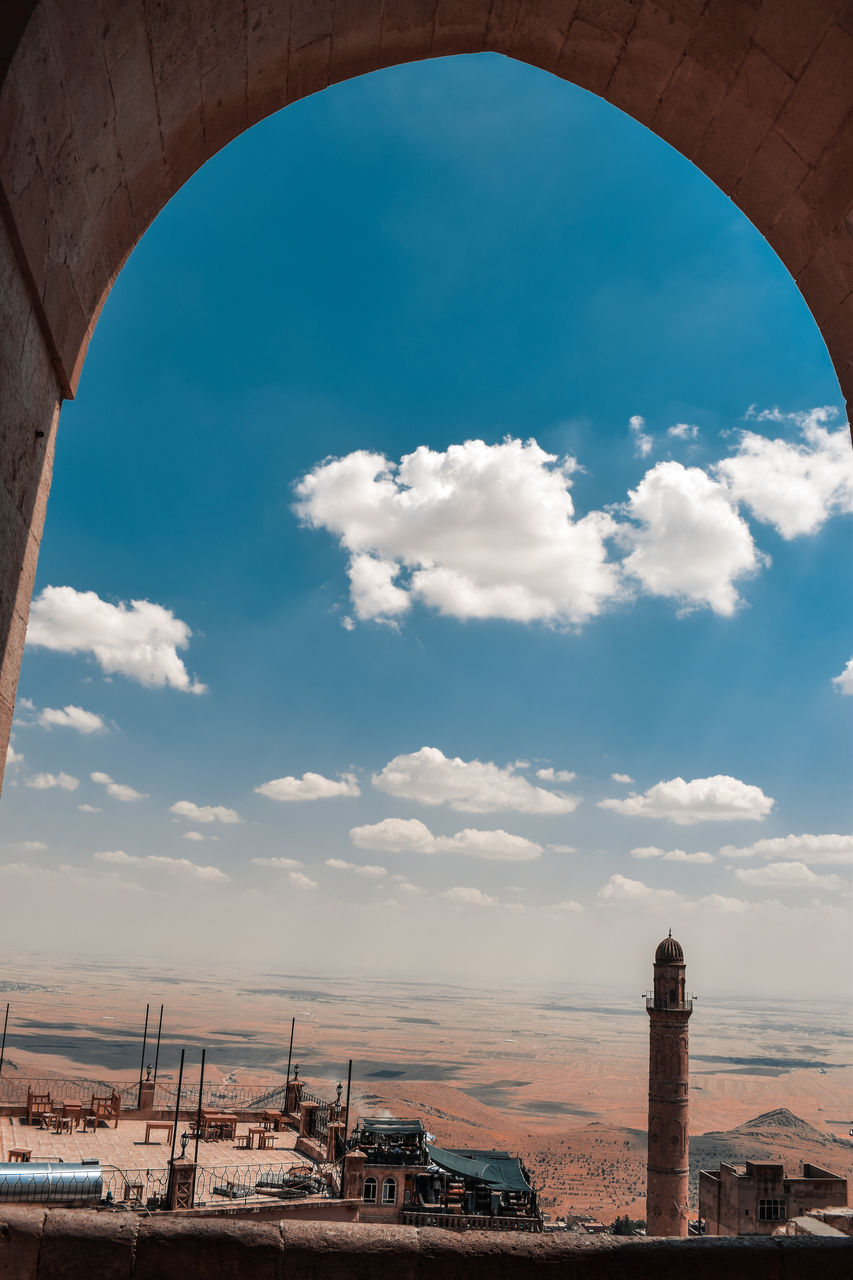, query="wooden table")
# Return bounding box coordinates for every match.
[144,1121,174,1145]
[61,1102,83,1129]
[262,1109,284,1131]
[8,1148,31,1162]
[246,1126,267,1149]
[211,1113,237,1140]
